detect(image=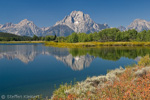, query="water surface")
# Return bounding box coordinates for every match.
[0,44,149,99]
